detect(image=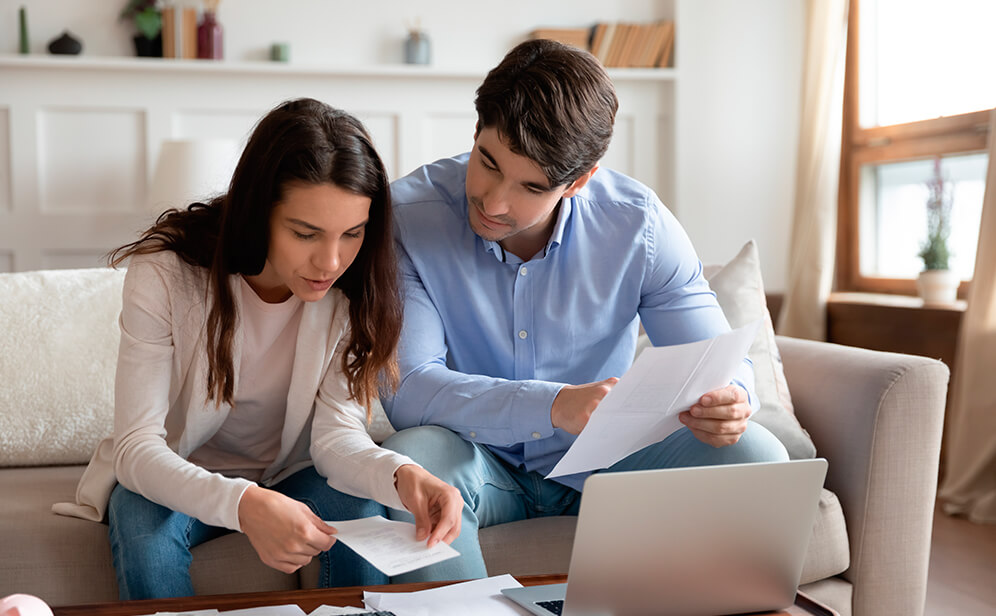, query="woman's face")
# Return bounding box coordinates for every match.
[244,182,371,303]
